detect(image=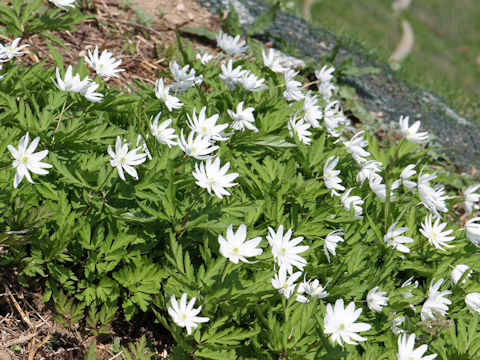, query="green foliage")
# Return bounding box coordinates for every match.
[0,0,91,46]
